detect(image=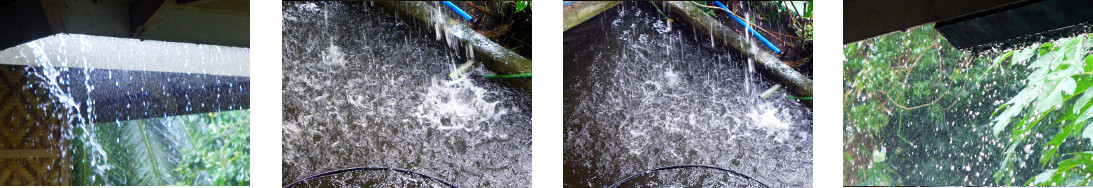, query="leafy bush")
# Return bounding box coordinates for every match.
[844,24,1093,186]
[72,110,250,186]
[174,110,250,186]
[990,35,1093,186]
